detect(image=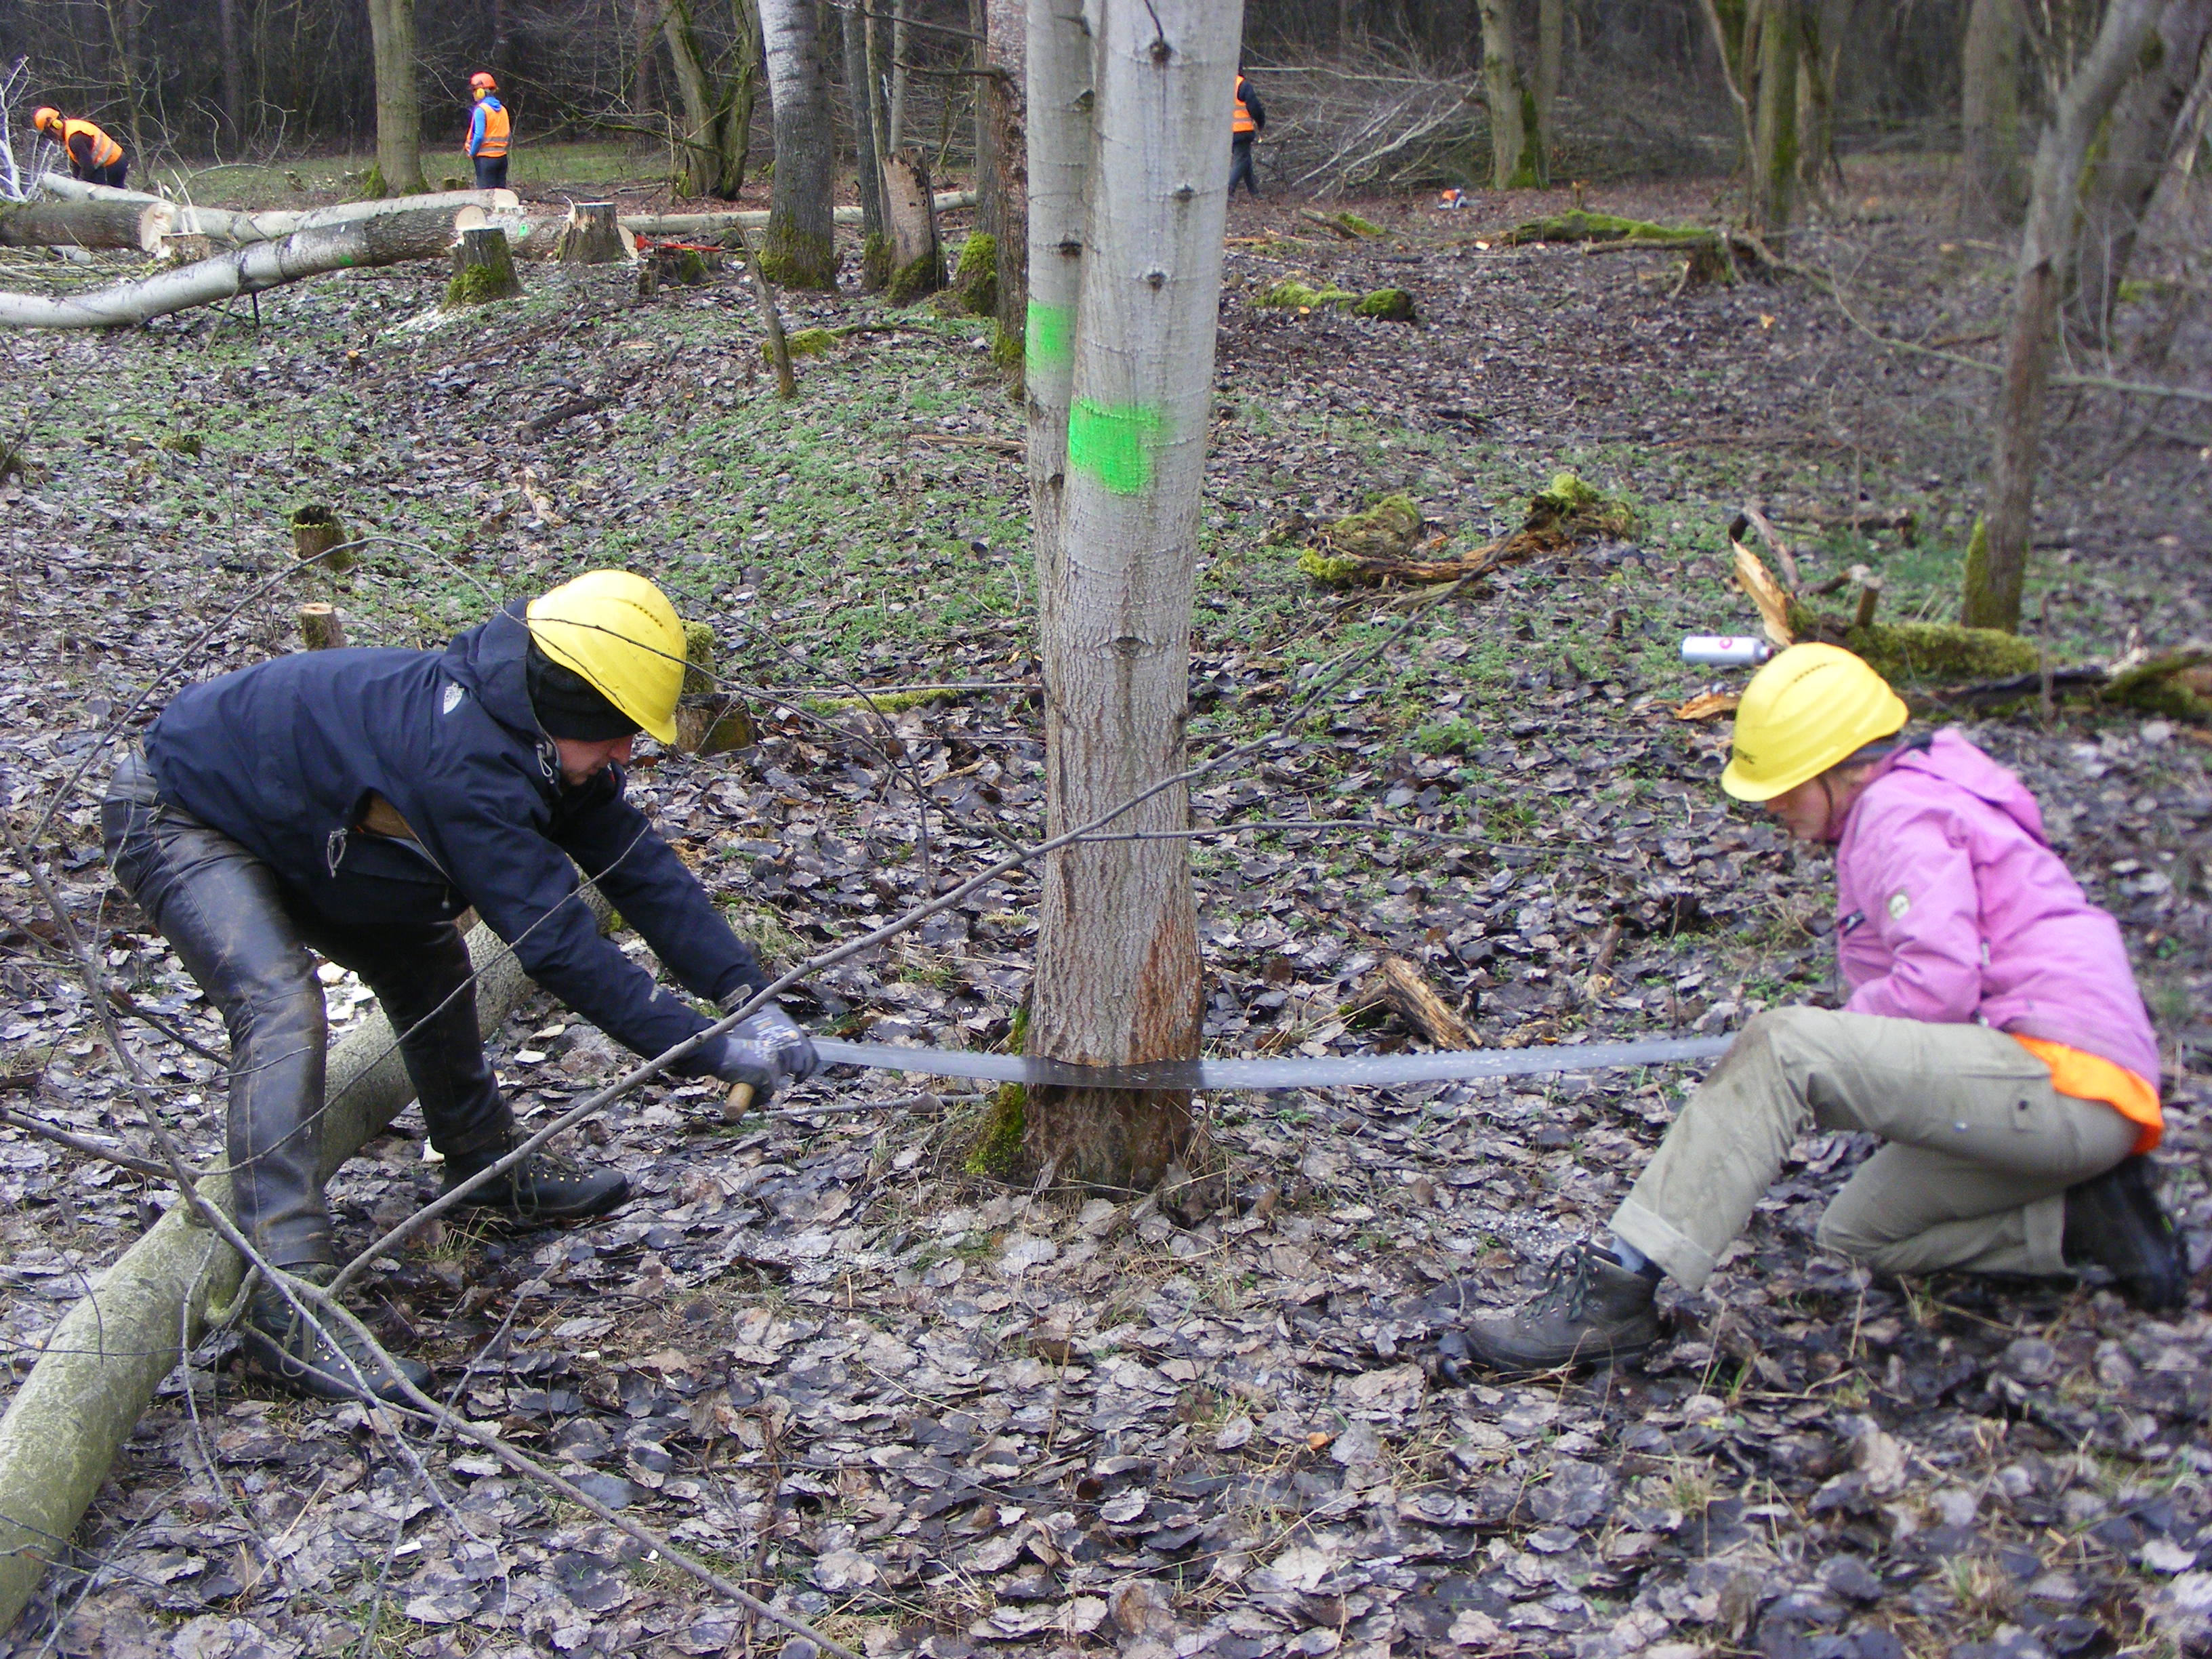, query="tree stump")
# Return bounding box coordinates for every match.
[289,504,353,573]
[445,226,522,306]
[553,202,628,264]
[297,602,347,649]
[881,150,943,305]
